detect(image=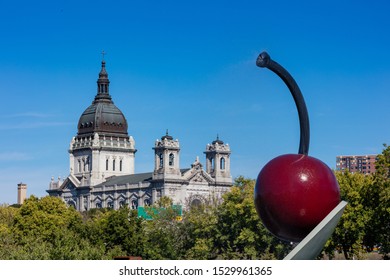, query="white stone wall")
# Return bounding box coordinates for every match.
[71,150,92,176]
[68,133,136,186]
[89,181,152,210]
[97,150,134,178]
